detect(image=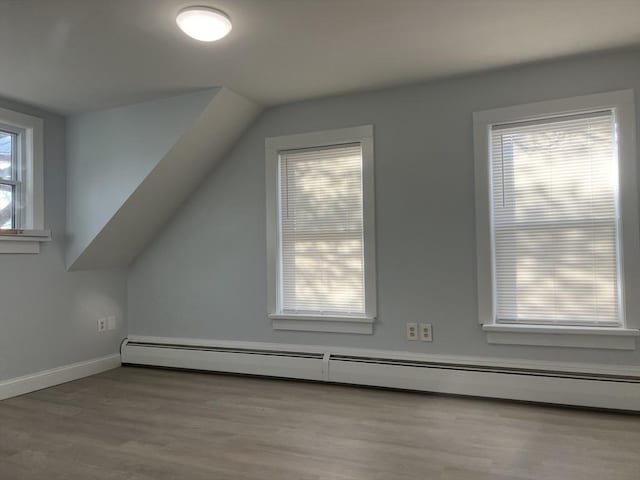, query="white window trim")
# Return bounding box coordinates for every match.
[473,90,640,349]
[0,107,49,254]
[265,125,376,334]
